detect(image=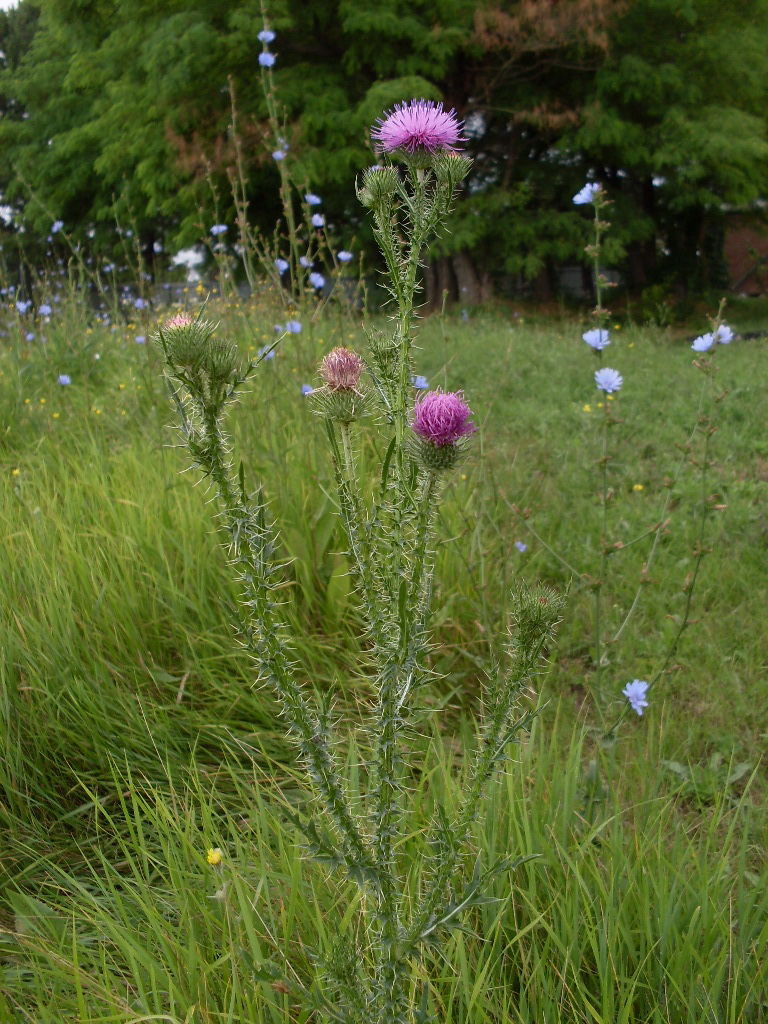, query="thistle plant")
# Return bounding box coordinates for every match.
[156,99,564,1024]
